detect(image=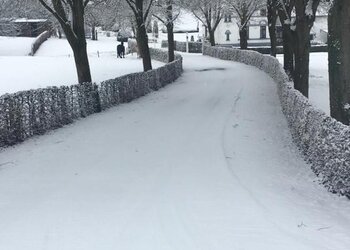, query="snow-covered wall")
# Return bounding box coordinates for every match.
[203,46,350,198]
[0,49,183,147]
